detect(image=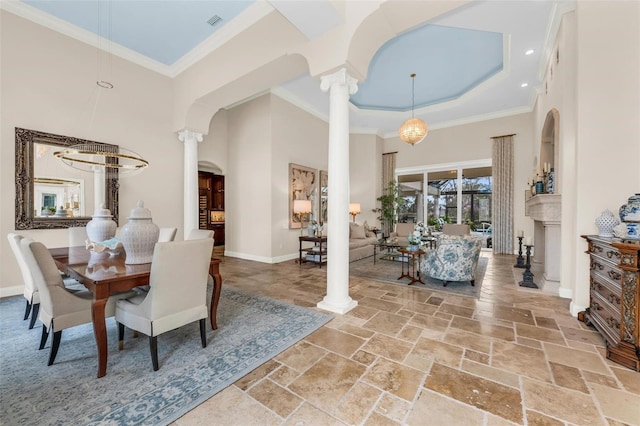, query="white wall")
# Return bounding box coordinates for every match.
[1,11,177,294]
[350,133,383,227]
